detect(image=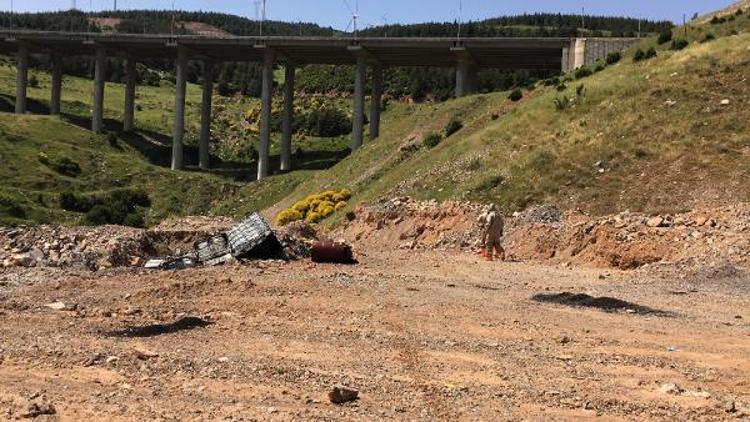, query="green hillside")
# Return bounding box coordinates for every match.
[1,7,749,227]
[274,9,750,218]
